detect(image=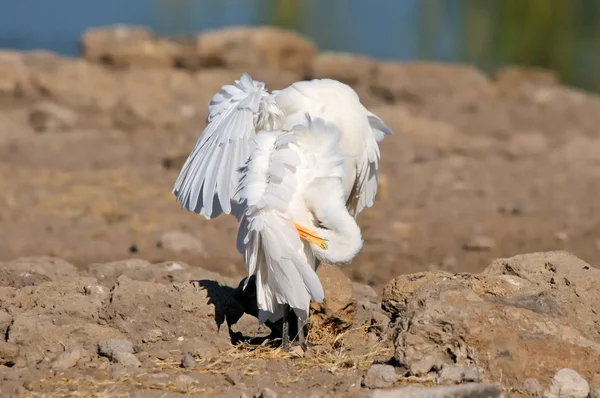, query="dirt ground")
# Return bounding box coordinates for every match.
[1,48,599,292]
[0,26,600,397]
